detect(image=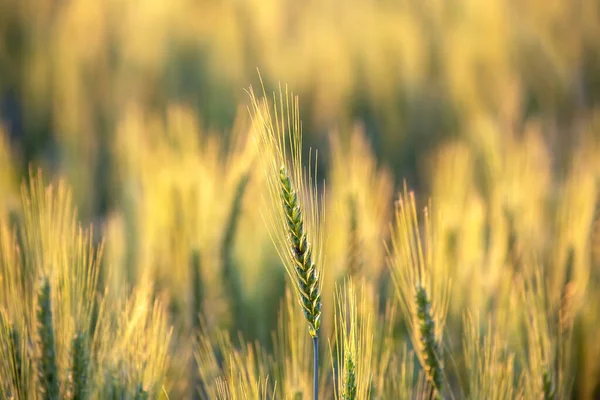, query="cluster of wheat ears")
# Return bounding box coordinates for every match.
[1,83,600,400]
